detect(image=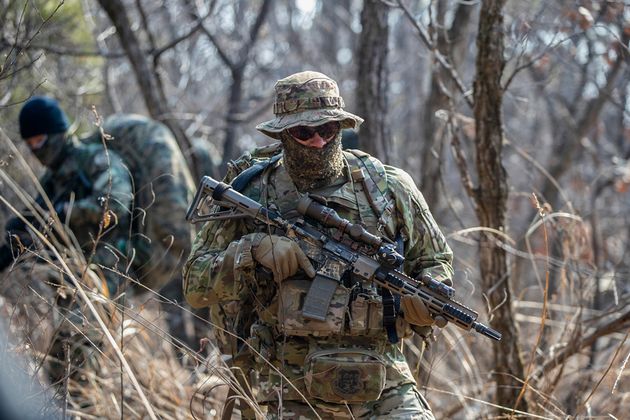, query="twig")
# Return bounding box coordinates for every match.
[395,0,473,108]
[538,308,630,377]
[514,194,551,410]
[574,331,630,417]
